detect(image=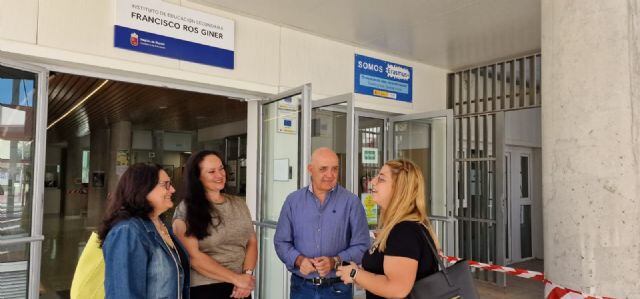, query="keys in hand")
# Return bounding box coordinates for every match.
[311,256,333,277]
[299,257,317,276]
